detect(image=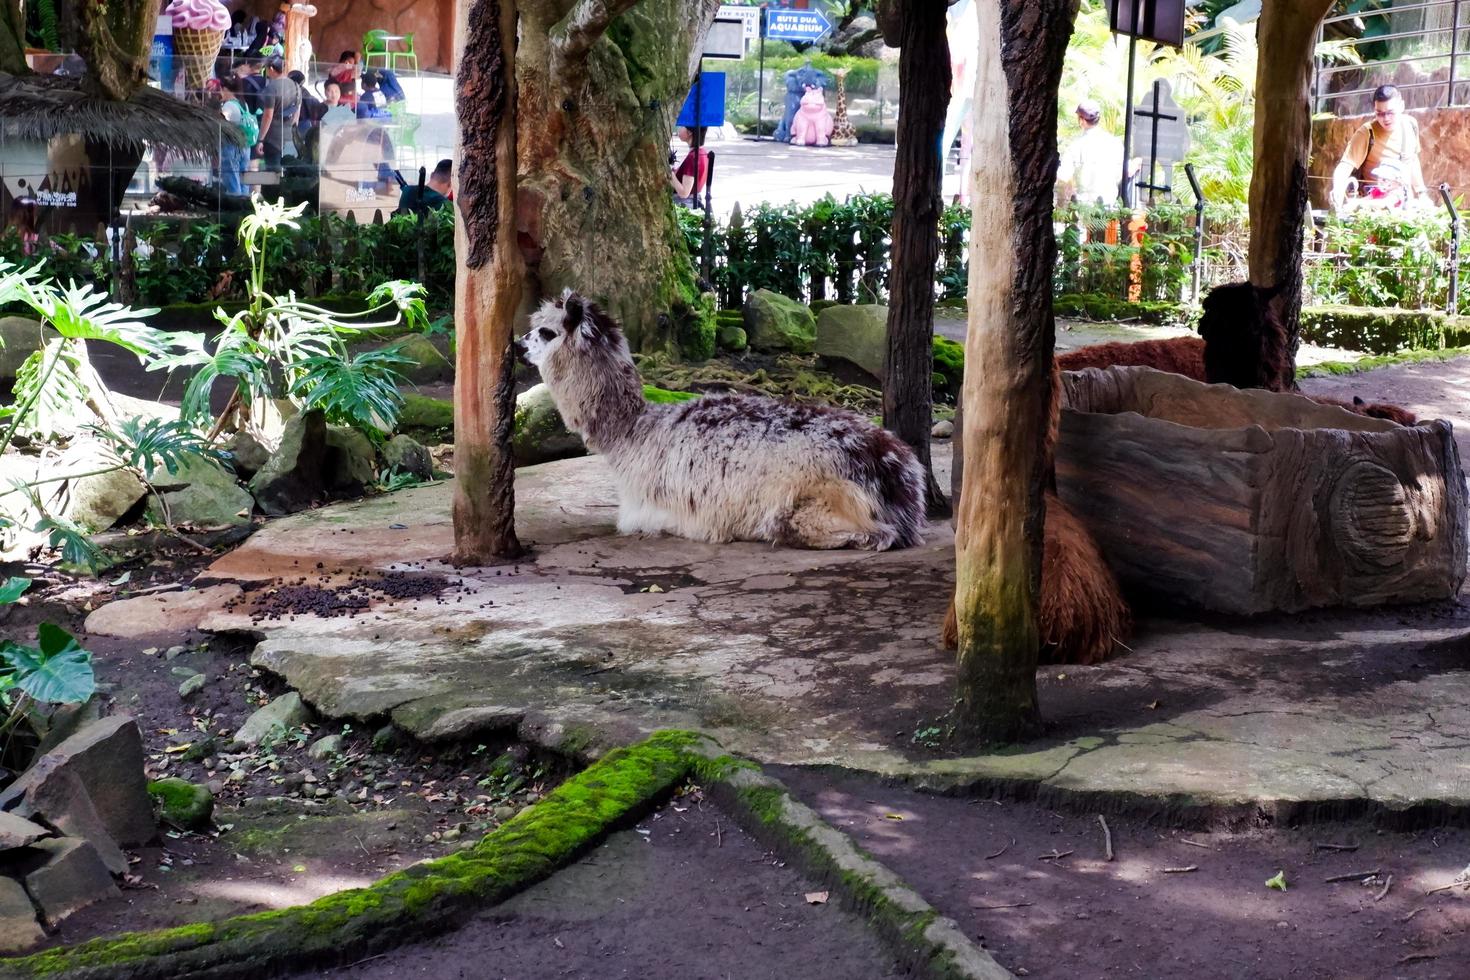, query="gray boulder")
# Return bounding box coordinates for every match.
[306,733,343,759]
[388,334,453,386]
[22,838,119,927]
[225,428,273,479]
[380,435,433,481]
[0,813,48,851]
[52,439,146,532]
[0,317,57,382]
[15,768,128,874]
[0,878,43,952]
[513,384,586,466]
[249,409,327,516]
[0,715,156,848]
[815,304,889,384]
[235,692,314,747]
[743,289,816,354]
[324,426,377,494]
[147,456,254,528]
